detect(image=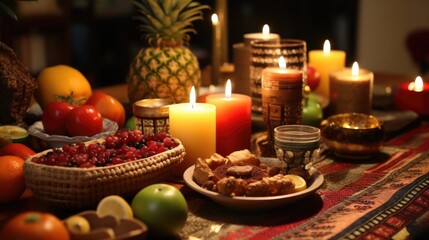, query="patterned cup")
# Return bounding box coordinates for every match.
[274,125,321,180]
